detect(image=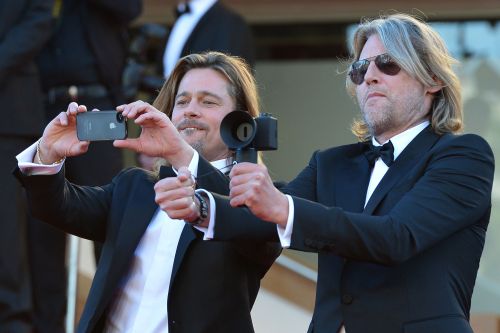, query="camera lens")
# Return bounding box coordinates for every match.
[116,112,124,122]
